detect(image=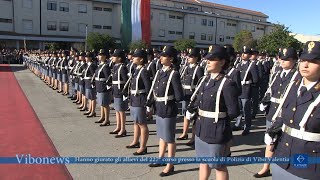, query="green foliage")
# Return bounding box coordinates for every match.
[87,32,116,51]
[257,24,303,55]
[129,41,148,50]
[233,30,256,52]
[174,39,196,52]
[48,43,59,51]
